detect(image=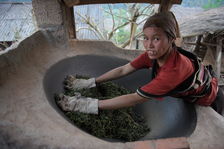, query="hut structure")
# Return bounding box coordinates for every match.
[179,6,224,85]
[0,0,224,149]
